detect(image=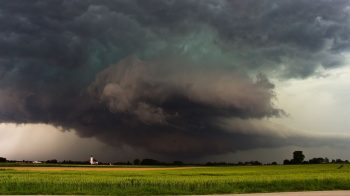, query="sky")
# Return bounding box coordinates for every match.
[0,0,350,163]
